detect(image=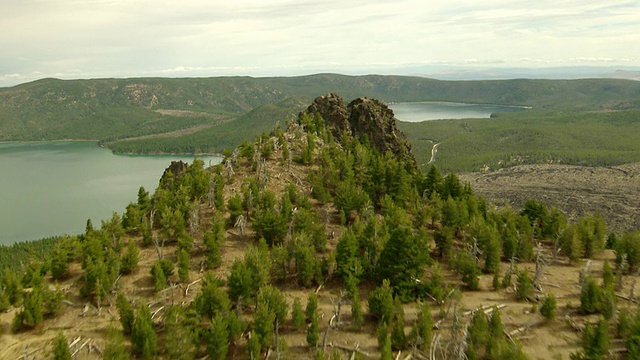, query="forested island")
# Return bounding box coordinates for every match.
[2,92,640,359]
